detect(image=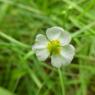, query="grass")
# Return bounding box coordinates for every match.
[0,0,95,95]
